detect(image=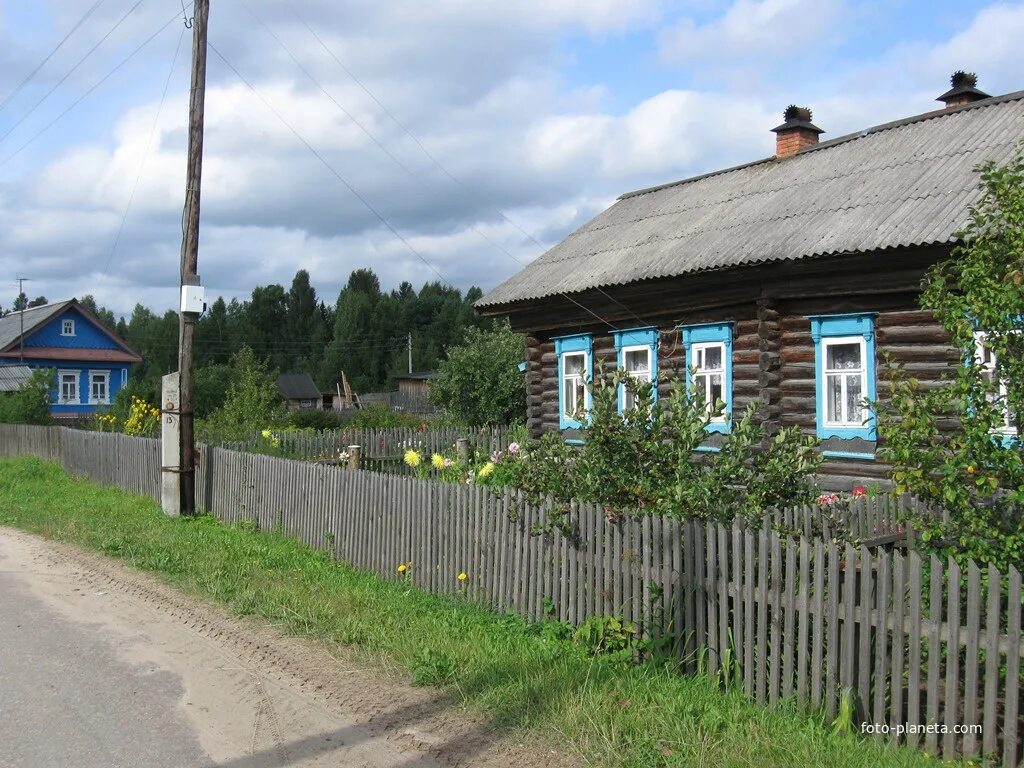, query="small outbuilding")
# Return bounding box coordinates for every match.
[276,373,322,411]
